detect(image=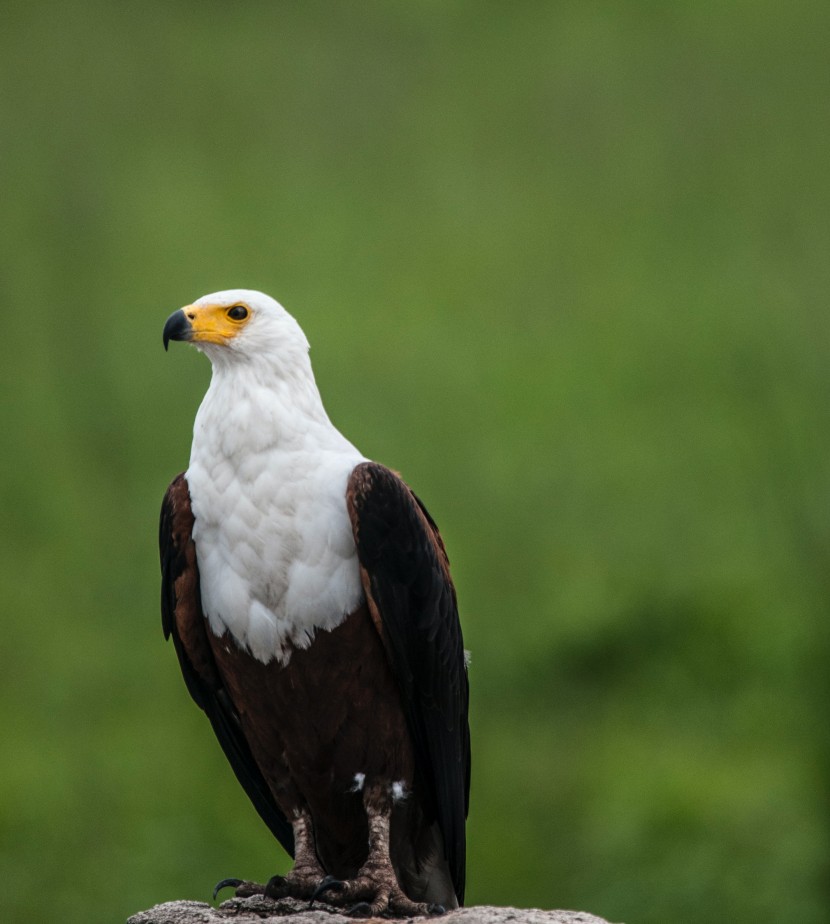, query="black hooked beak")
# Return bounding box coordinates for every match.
[162,309,193,351]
